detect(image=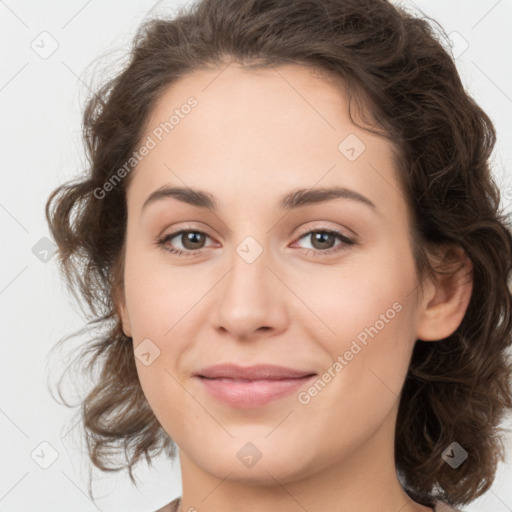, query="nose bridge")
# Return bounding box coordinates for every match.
[210,230,287,338]
[225,233,273,308]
